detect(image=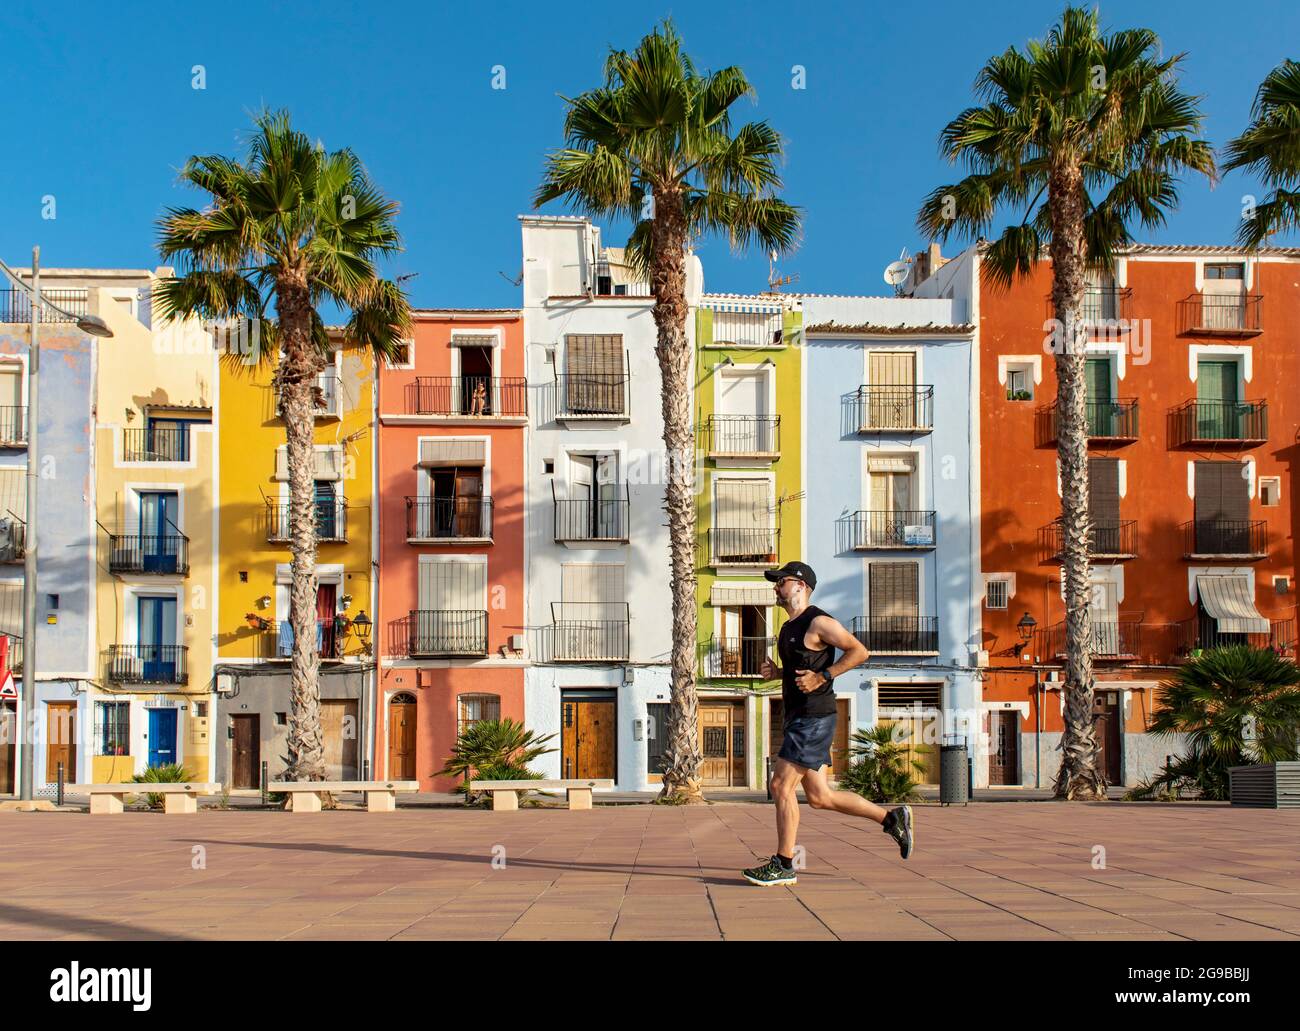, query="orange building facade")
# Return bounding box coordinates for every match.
[975,247,1300,789]
[376,310,527,791]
